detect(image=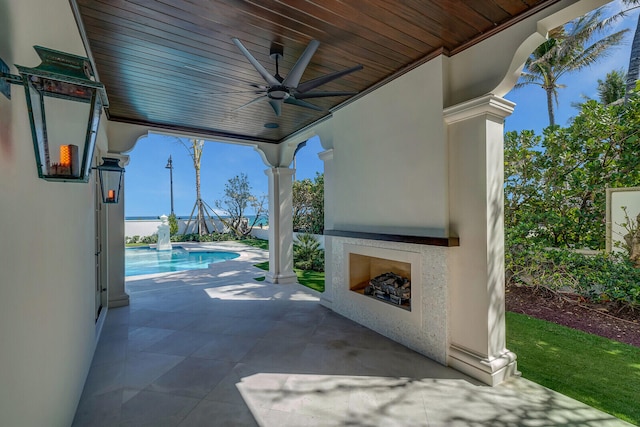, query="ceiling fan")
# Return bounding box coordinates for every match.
[221,38,363,116]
